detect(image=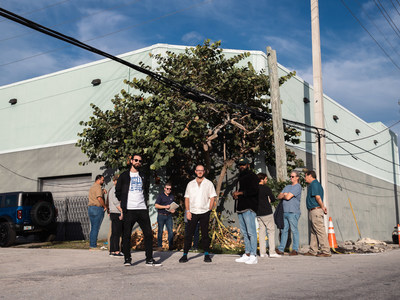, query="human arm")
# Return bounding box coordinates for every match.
[315,195,327,214]
[184,197,191,220]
